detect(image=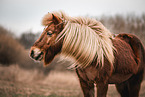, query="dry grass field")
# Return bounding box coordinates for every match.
[0,65,145,97]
